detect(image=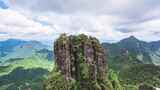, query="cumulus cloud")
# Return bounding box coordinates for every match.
[8,0,160,19]
[0,8,126,42]
[0,9,54,41]
[116,19,160,41]
[0,0,159,43]
[34,13,127,42]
